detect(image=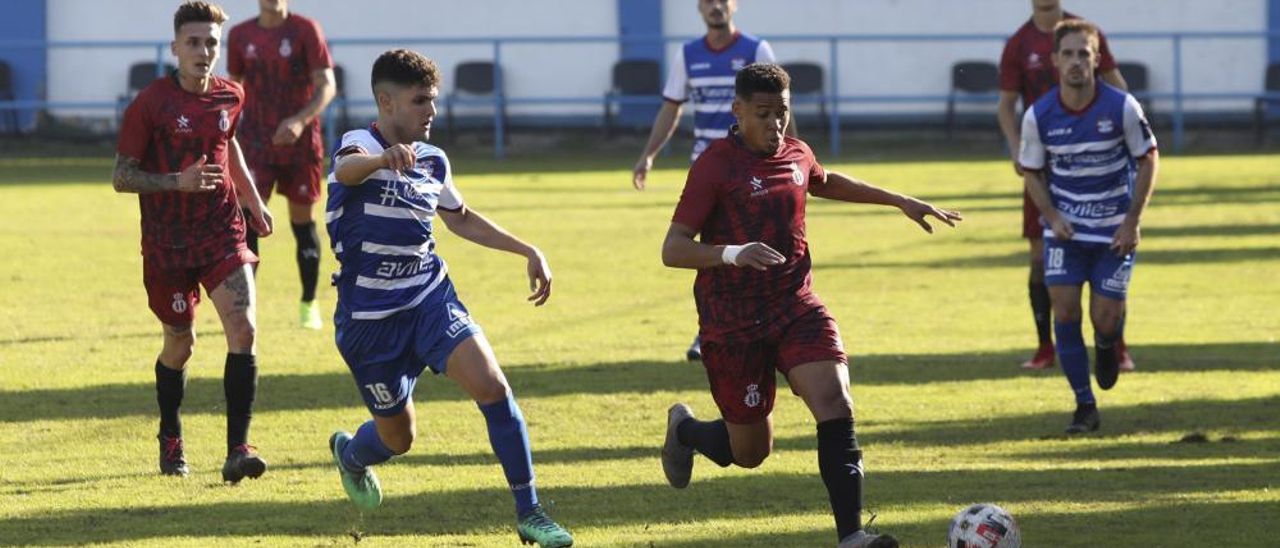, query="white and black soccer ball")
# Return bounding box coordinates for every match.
[947,503,1021,548]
